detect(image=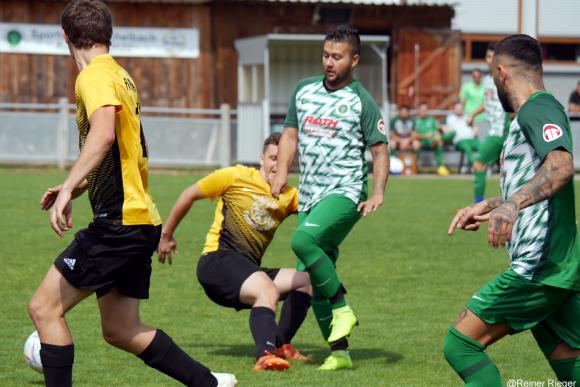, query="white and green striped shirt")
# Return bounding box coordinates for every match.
[285,76,387,212]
